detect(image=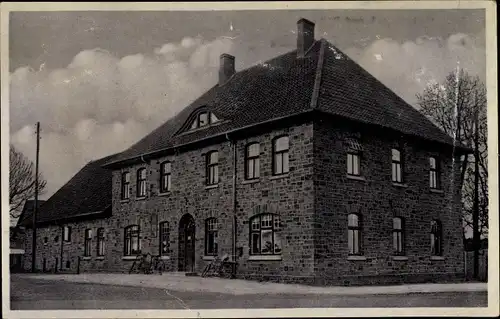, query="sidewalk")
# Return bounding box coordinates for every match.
[16,273,488,296]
